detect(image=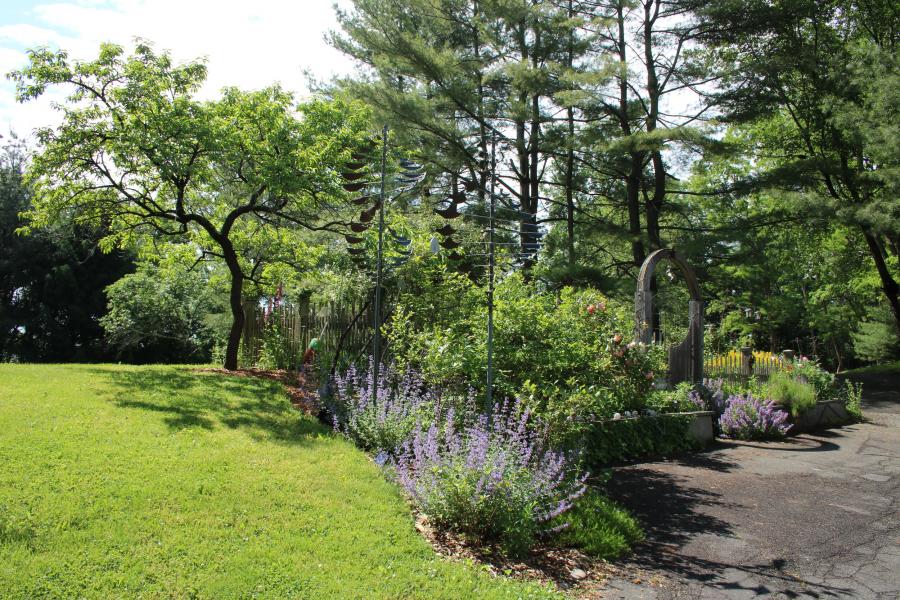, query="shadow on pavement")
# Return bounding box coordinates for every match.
[606,461,855,598]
